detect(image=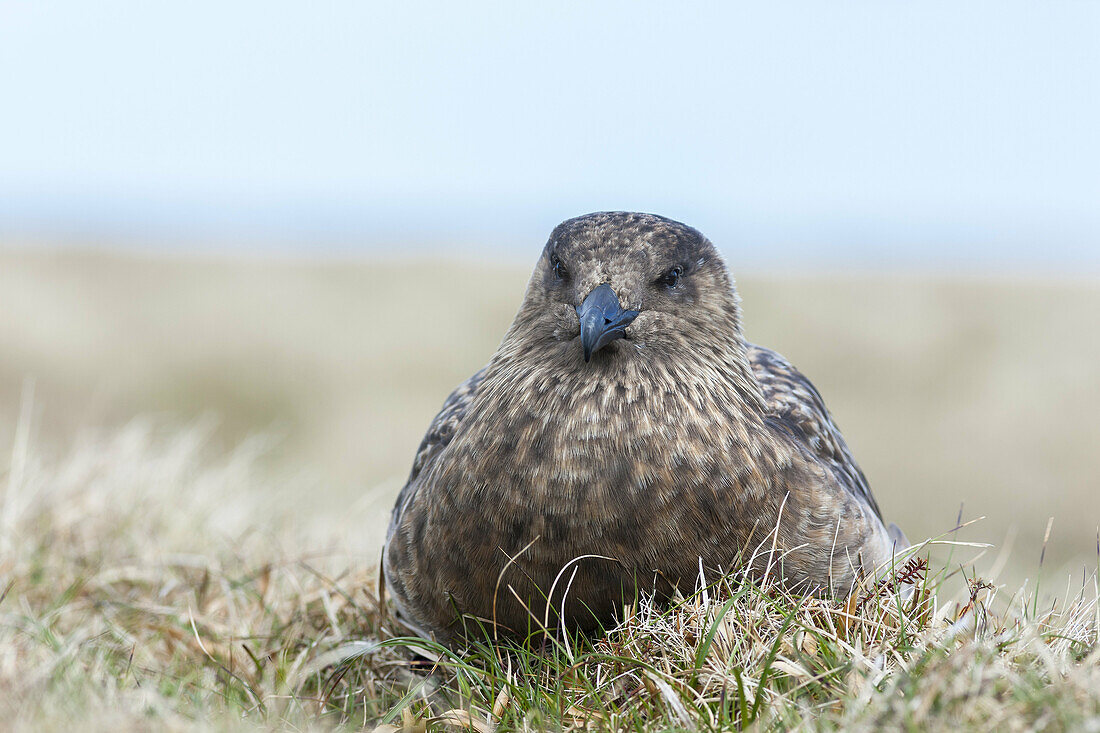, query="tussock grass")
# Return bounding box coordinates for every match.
[1,423,1098,731]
